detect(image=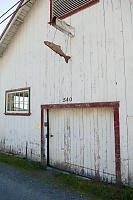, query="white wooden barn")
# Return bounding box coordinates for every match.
[0,0,133,186]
